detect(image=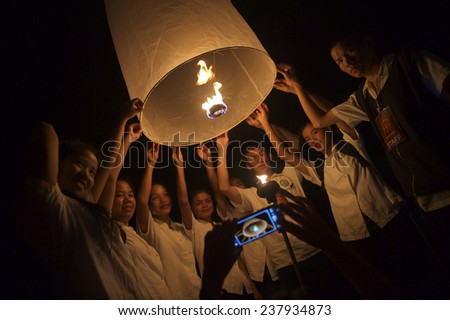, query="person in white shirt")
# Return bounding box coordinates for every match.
[273,47,450,297]
[215,132,357,299]
[197,145,280,296]
[21,98,167,299]
[273,34,450,276]
[252,103,402,241]
[95,118,172,300]
[110,176,172,299]
[173,146,259,299]
[136,143,201,300]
